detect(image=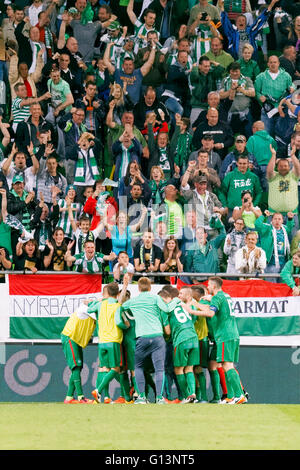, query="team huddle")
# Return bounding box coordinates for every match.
[61,275,247,405]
